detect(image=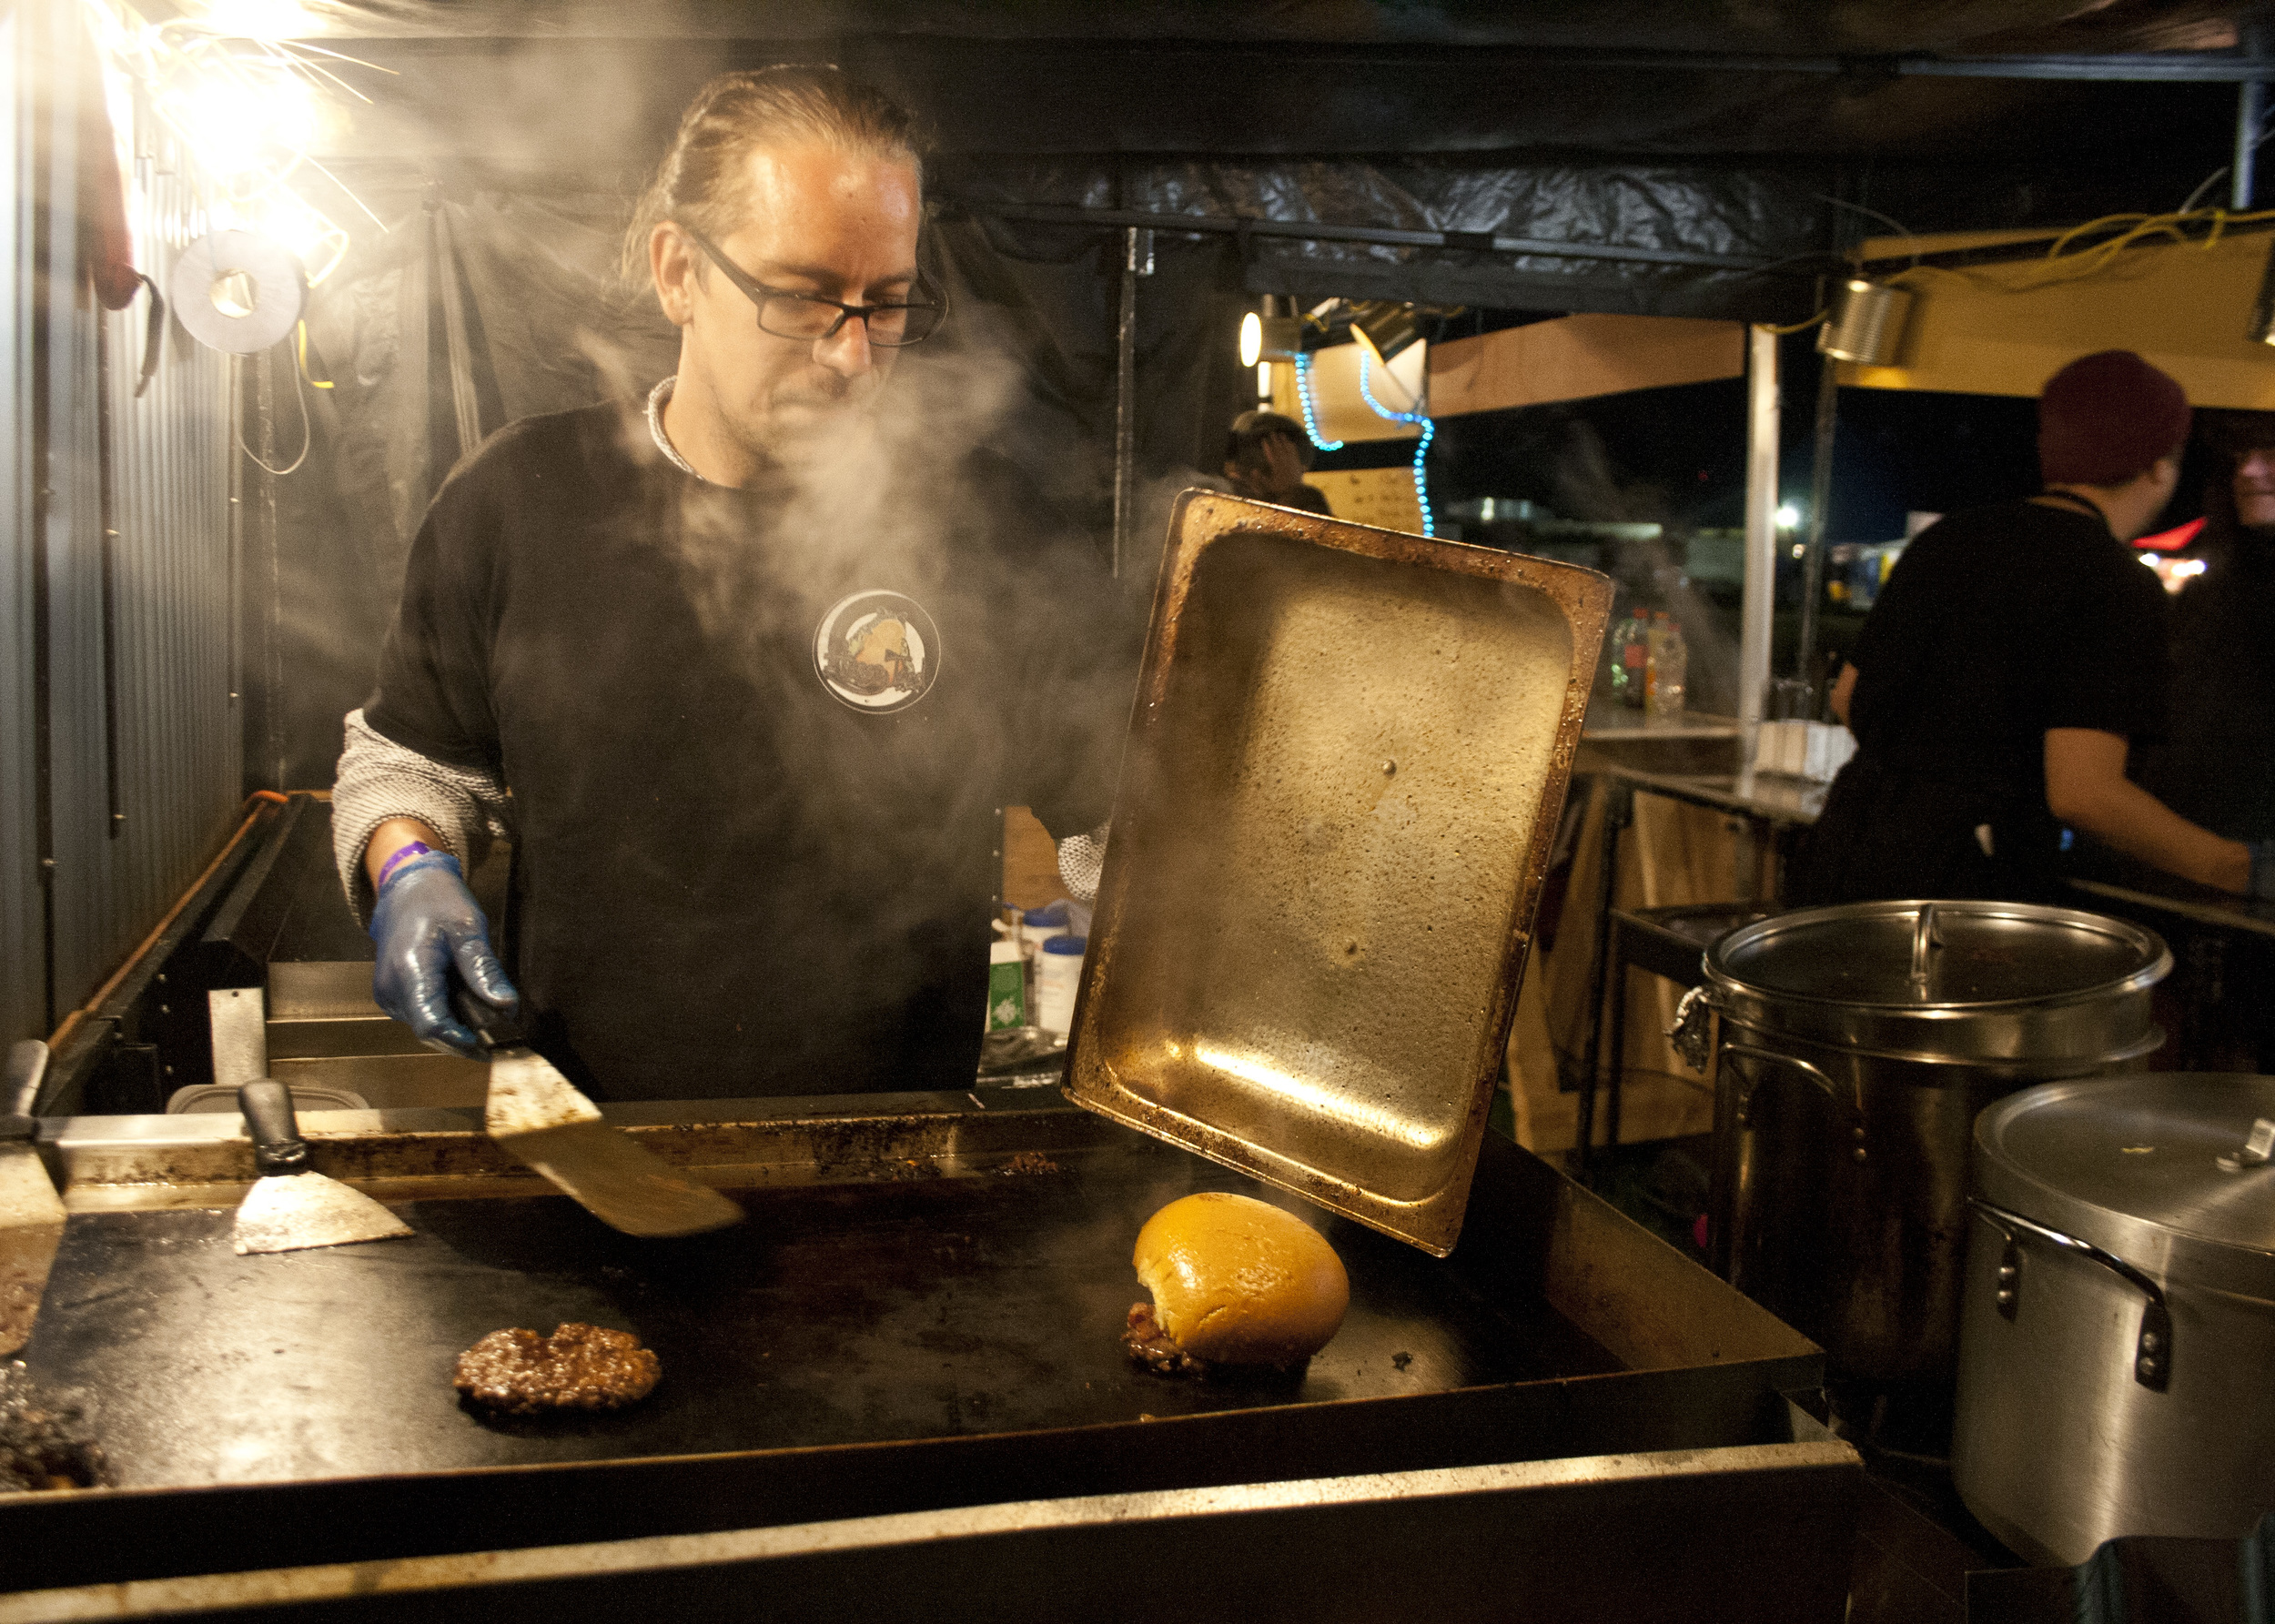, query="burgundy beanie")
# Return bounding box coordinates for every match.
[2037,350,2191,487]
